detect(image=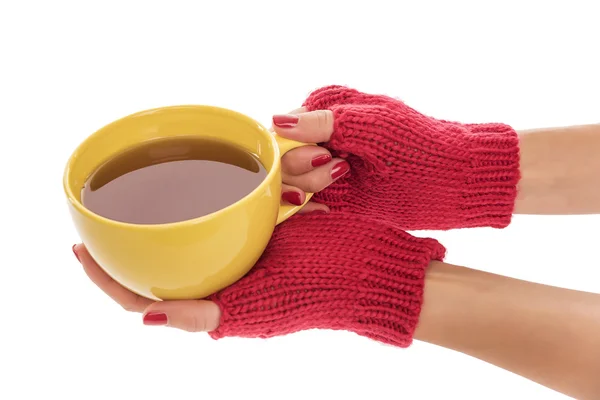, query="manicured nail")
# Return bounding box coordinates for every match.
[273,114,299,128]
[281,192,302,206]
[143,312,168,326]
[282,191,303,206]
[72,244,80,262]
[311,154,332,168]
[331,161,350,180]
